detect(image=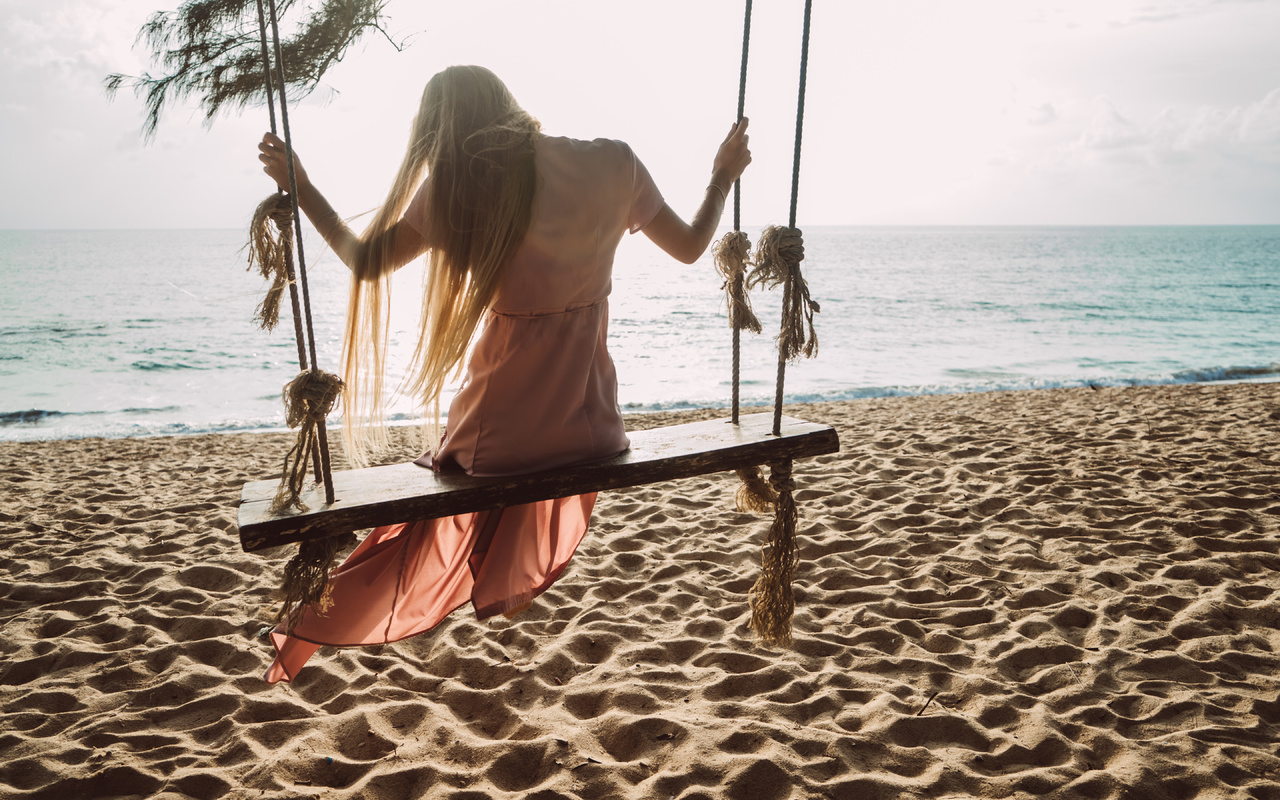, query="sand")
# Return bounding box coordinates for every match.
[2,382,1279,799]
